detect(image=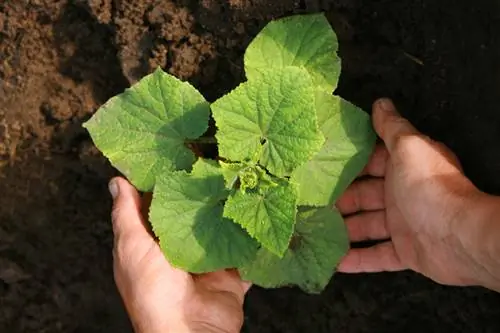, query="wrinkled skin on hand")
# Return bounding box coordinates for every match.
[110,178,249,333]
